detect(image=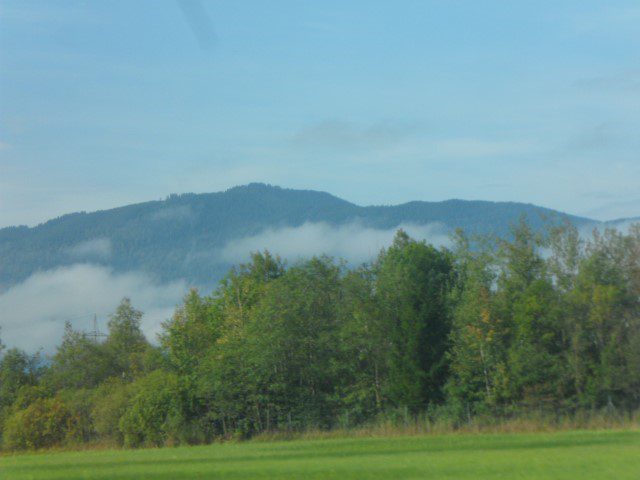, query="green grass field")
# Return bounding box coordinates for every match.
[1,430,639,479]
